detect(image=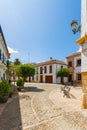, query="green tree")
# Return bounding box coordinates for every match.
[56,68,70,84]
[17,64,35,84]
[14,58,21,65]
[5,60,12,80]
